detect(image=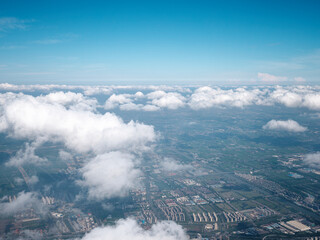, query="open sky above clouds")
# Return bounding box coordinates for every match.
[0,0,320,84]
